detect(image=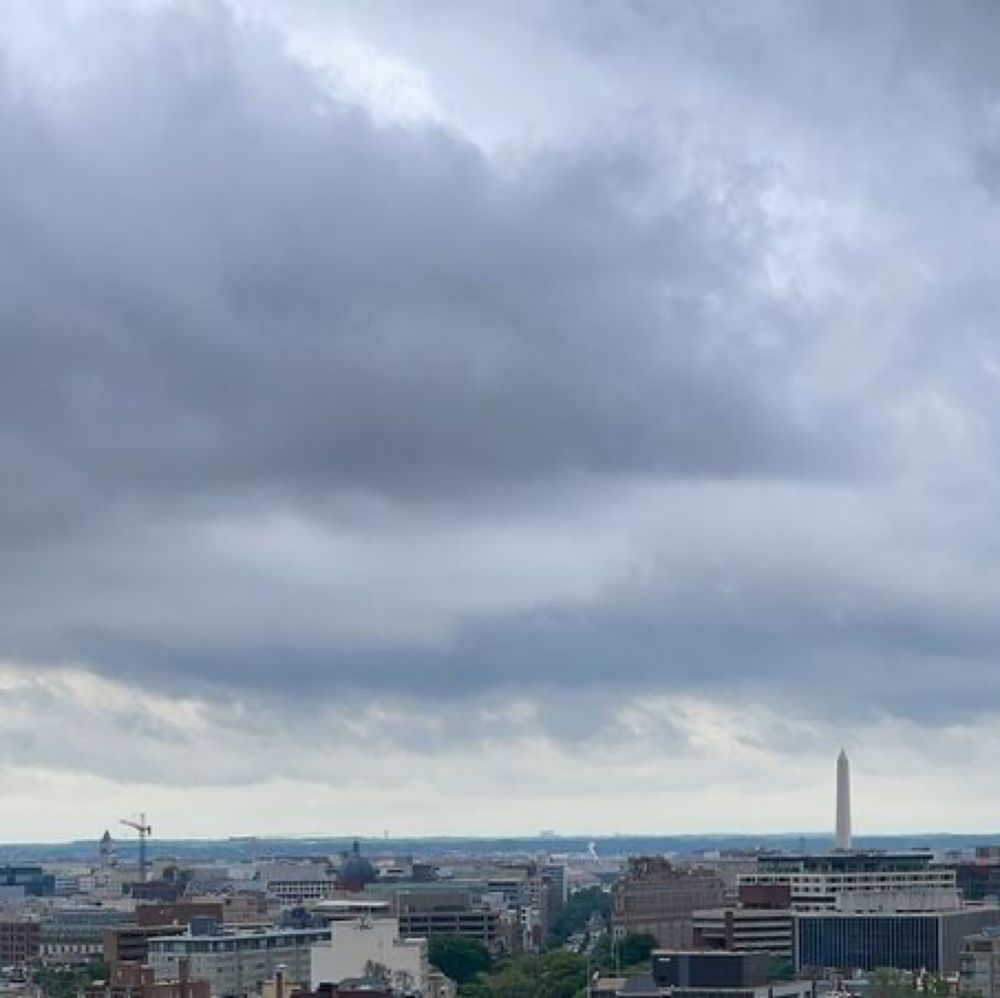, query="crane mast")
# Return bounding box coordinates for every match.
[119,813,152,884]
